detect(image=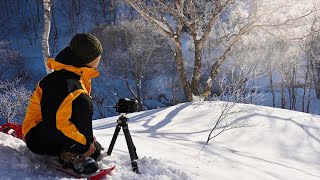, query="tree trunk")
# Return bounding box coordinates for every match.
[317,61,320,97]
[204,56,225,94]
[291,87,296,110]
[136,79,143,111]
[288,87,292,110]
[281,83,286,109]
[36,0,41,22]
[310,59,320,98]
[269,76,276,107]
[307,84,312,113]
[302,72,308,112]
[175,42,192,102]
[100,0,109,23]
[316,79,320,98]
[191,41,203,96]
[42,0,53,74]
[291,68,296,110]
